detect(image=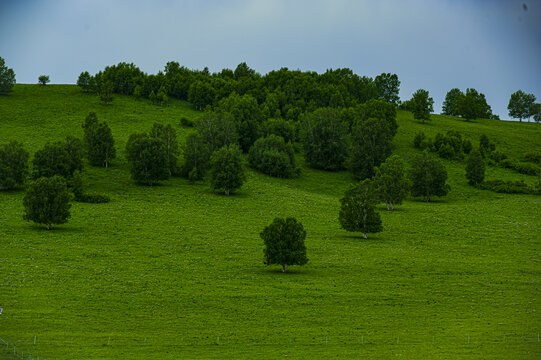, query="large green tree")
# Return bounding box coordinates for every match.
[0,57,16,95]
[374,73,400,105]
[38,75,50,86]
[77,71,92,92]
[410,89,434,124]
[82,112,116,167]
[0,141,29,190]
[248,135,297,178]
[339,179,383,239]
[409,152,450,202]
[508,90,536,122]
[196,111,238,154]
[209,145,245,195]
[460,88,492,121]
[181,132,211,183]
[126,133,170,186]
[261,217,308,273]
[301,108,349,171]
[150,123,179,176]
[442,88,465,116]
[373,155,410,210]
[32,141,72,179]
[23,176,71,230]
[465,150,485,186]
